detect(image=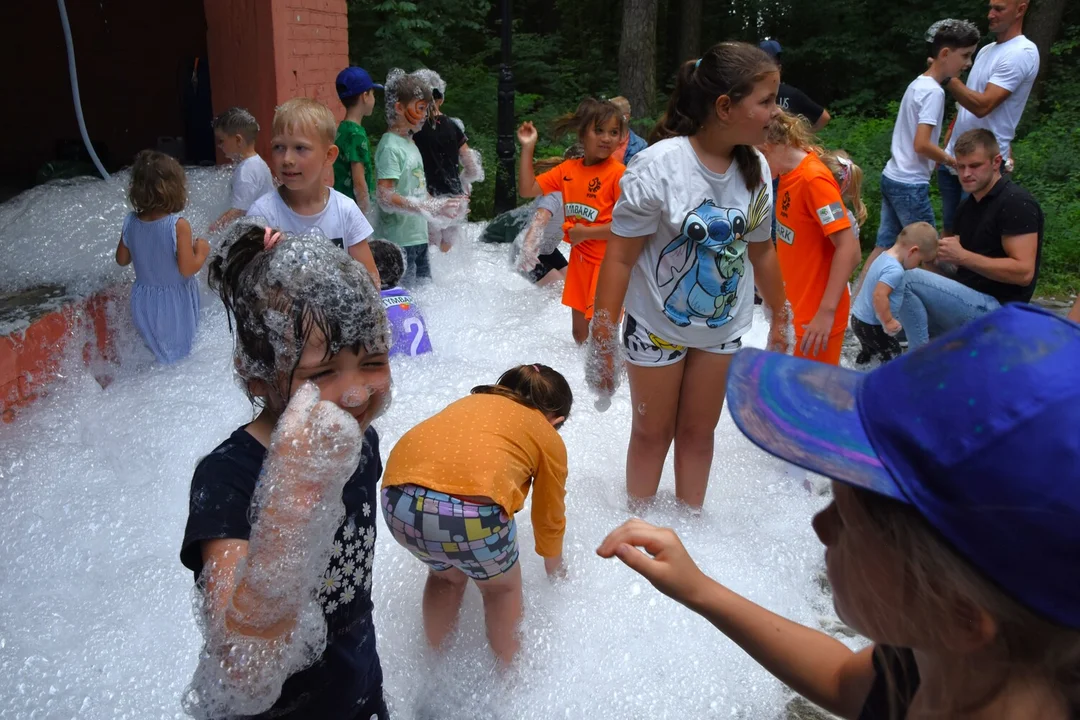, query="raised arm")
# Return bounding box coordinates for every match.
[516,122,543,198]
[598,520,878,720]
[945,79,1012,119]
[191,384,364,715]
